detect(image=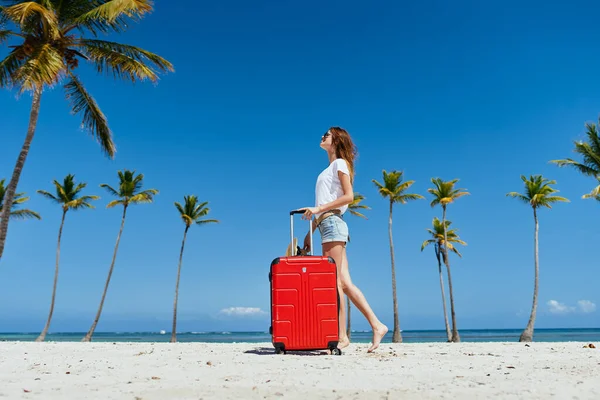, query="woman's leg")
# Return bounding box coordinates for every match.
[323,241,388,352]
[322,241,349,348]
